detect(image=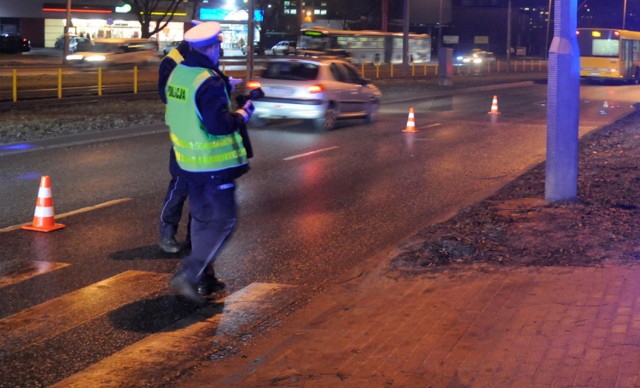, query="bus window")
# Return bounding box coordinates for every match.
[578,30,619,57]
[593,39,619,57]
